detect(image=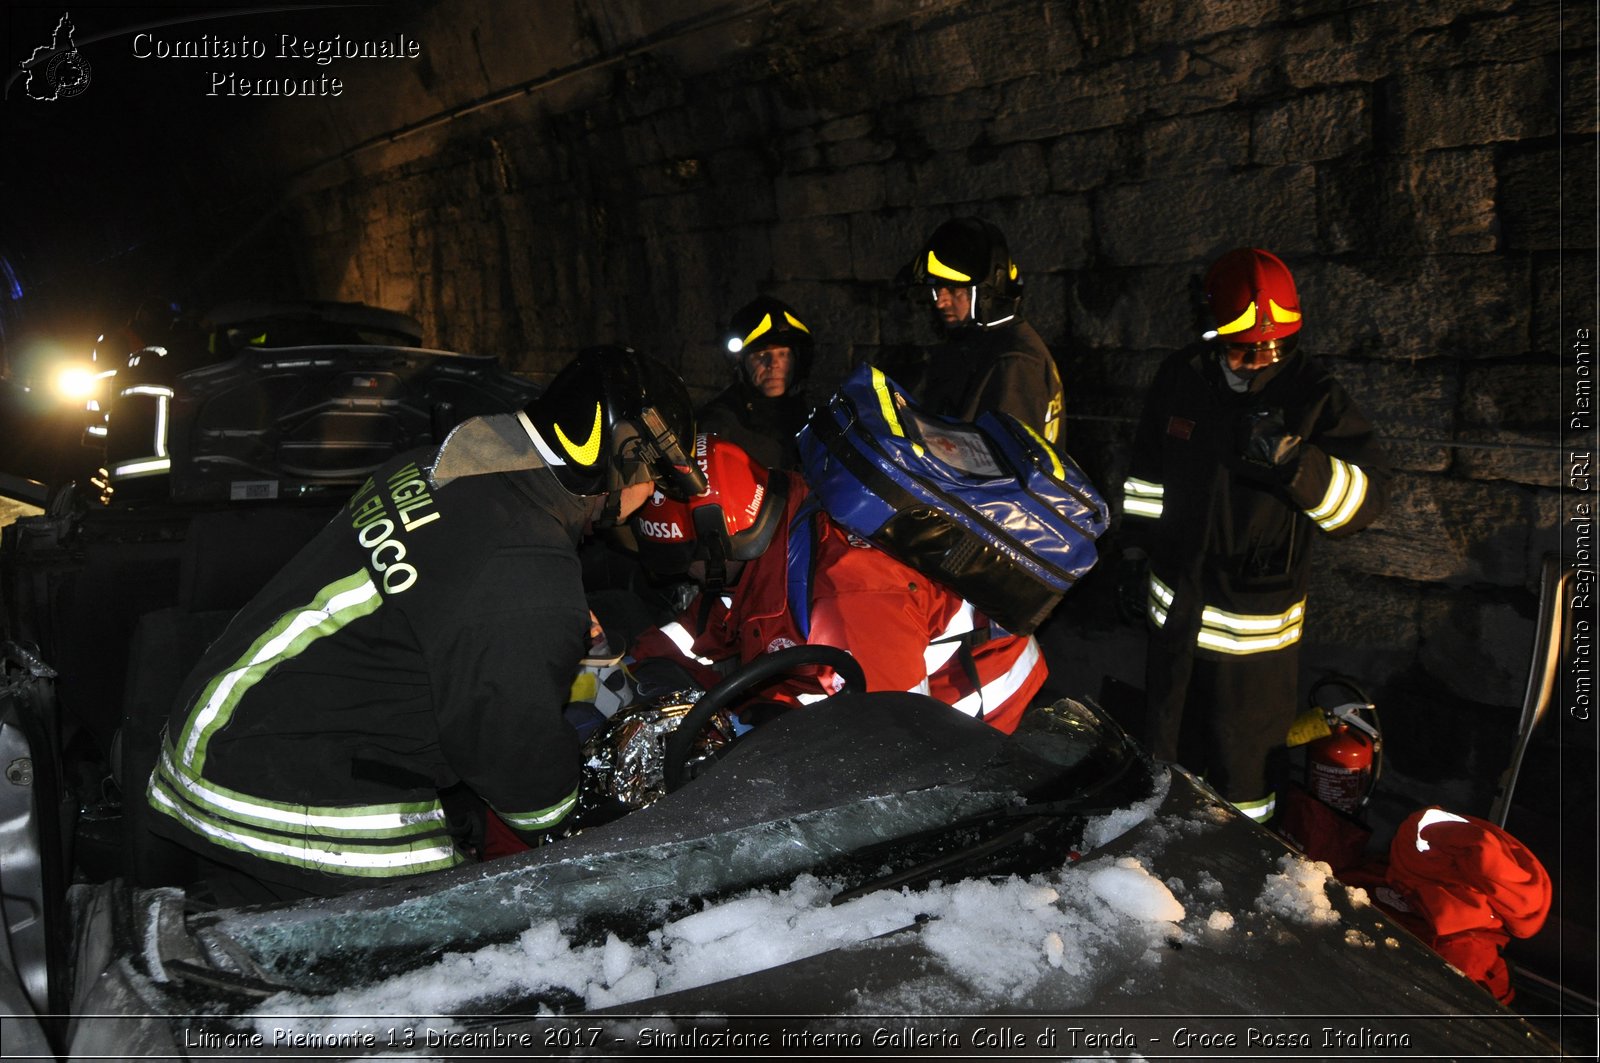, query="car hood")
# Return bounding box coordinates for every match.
[65,696,1559,1059]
